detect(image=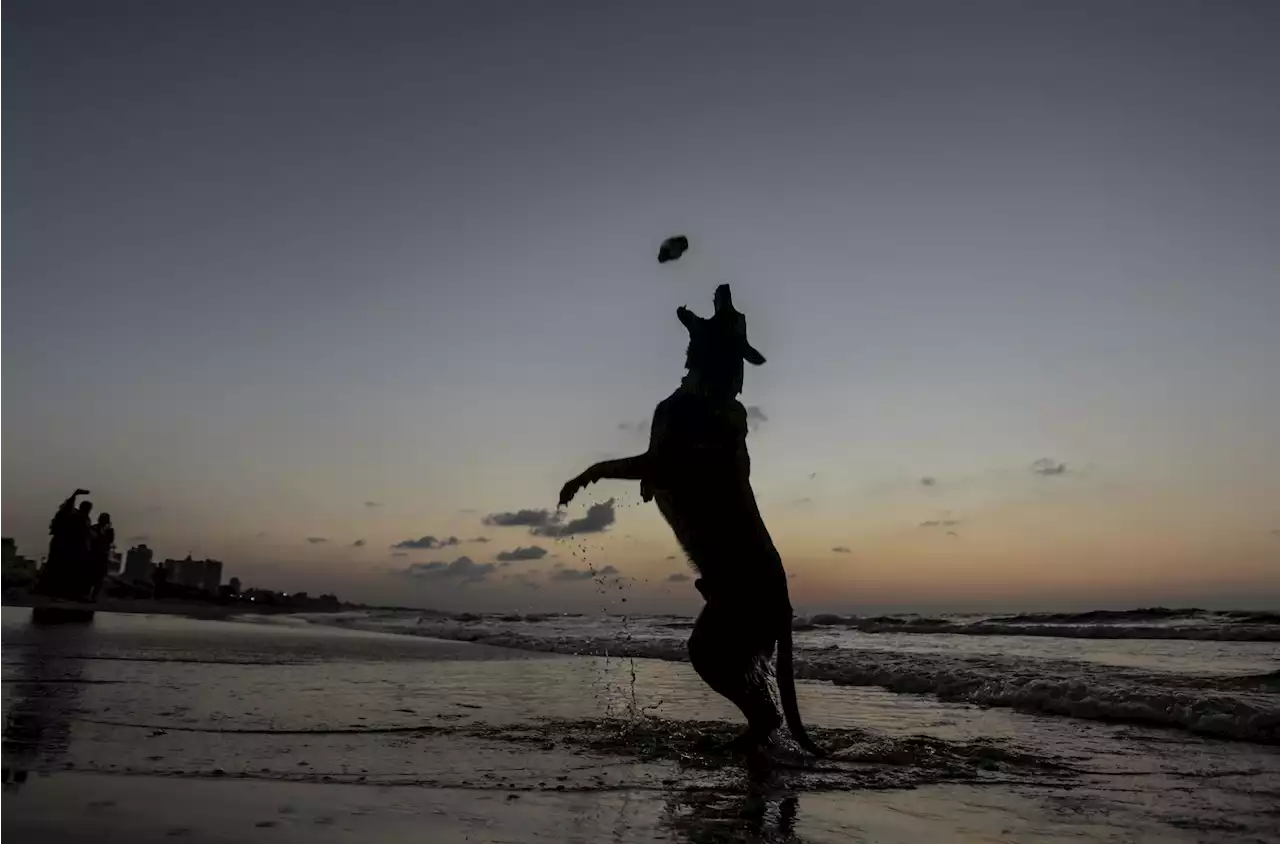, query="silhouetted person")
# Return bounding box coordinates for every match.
[35,489,92,600]
[87,513,114,601]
